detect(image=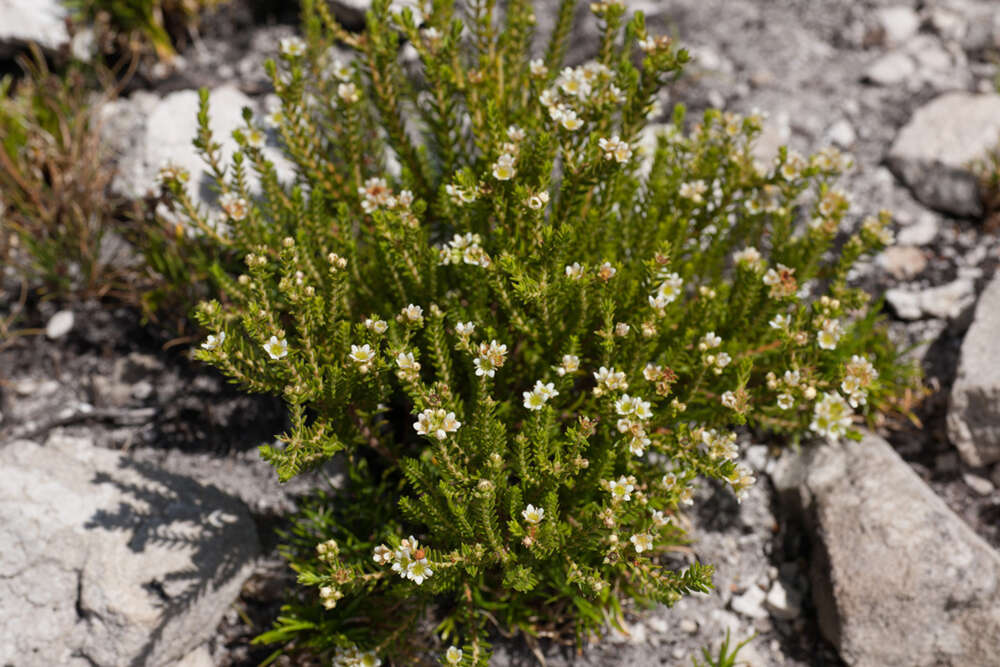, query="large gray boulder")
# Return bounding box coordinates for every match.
[100,85,295,214]
[773,433,1000,667]
[0,434,259,666]
[887,92,1000,217]
[0,0,69,58]
[948,273,1000,466]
